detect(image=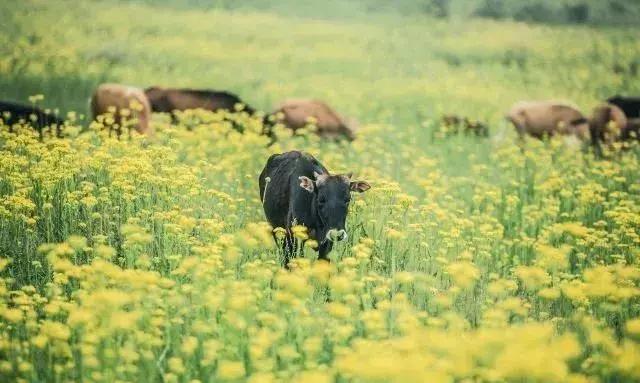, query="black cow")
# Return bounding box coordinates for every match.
[0,101,64,138]
[623,118,640,141]
[607,95,640,119]
[259,151,370,266]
